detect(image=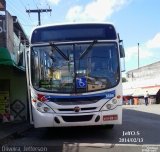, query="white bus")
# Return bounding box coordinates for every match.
[26,23,125,128]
